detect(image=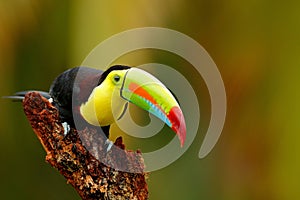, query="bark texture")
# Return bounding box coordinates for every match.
[22,92,148,200]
